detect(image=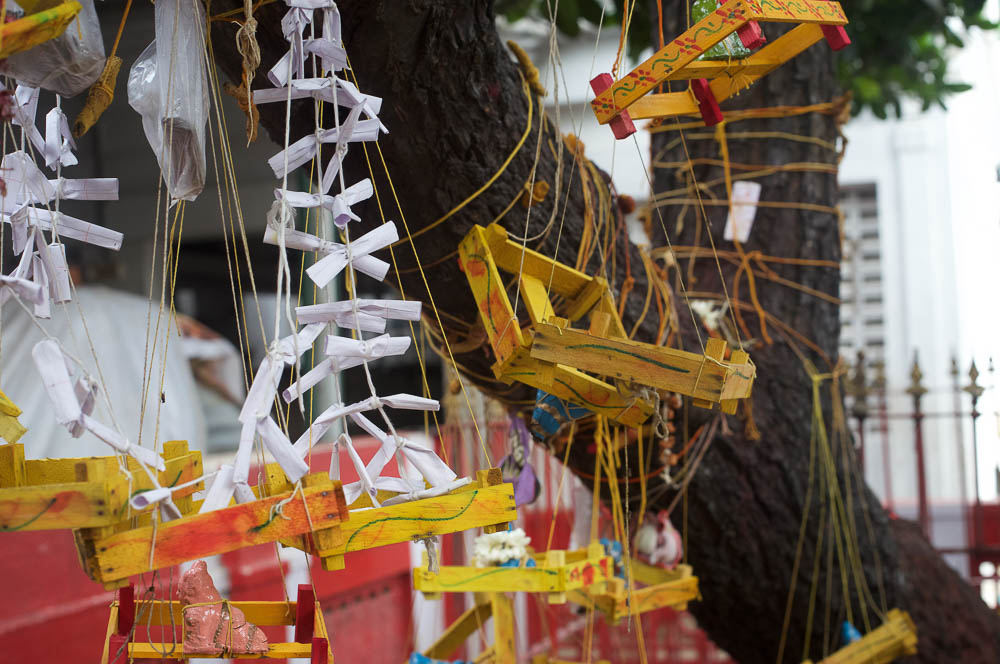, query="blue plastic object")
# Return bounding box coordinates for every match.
[531,389,590,439]
[409,652,471,664]
[841,620,862,645]
[600,538,625,579]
